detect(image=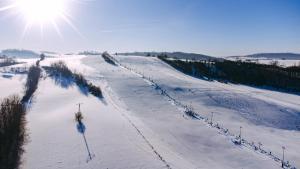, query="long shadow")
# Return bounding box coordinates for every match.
[48,74,89,96]
[76,121,94,162]
[51,75,74,89]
